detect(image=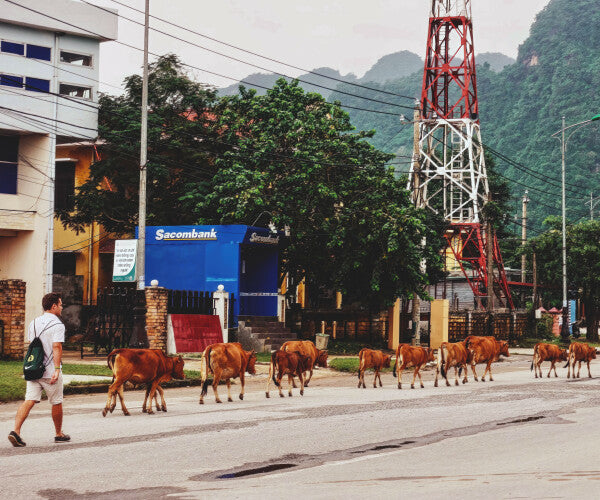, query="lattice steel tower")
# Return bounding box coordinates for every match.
[409,0,514,309]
